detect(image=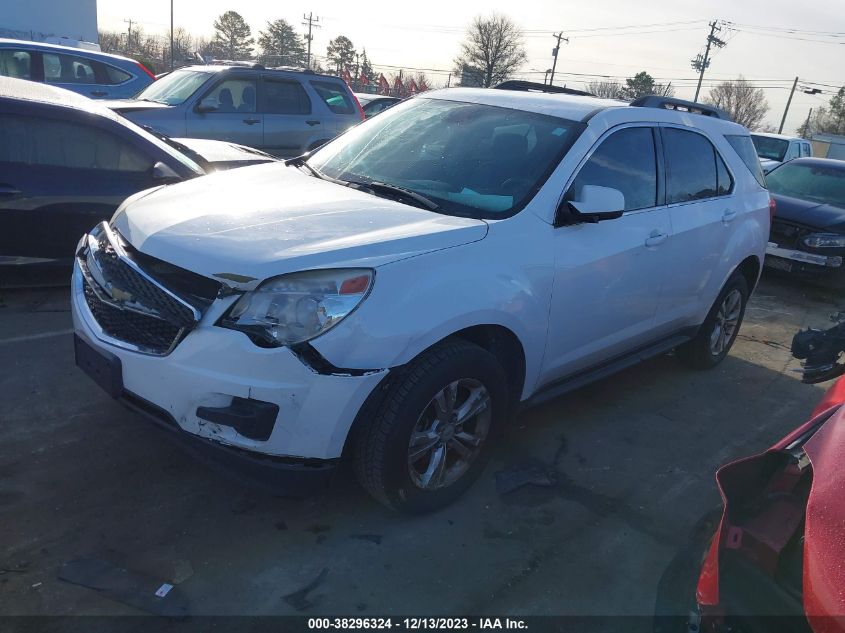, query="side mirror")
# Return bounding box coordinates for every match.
[196,97,218,113]
[556,185,625,226]
[151,161,182,182]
